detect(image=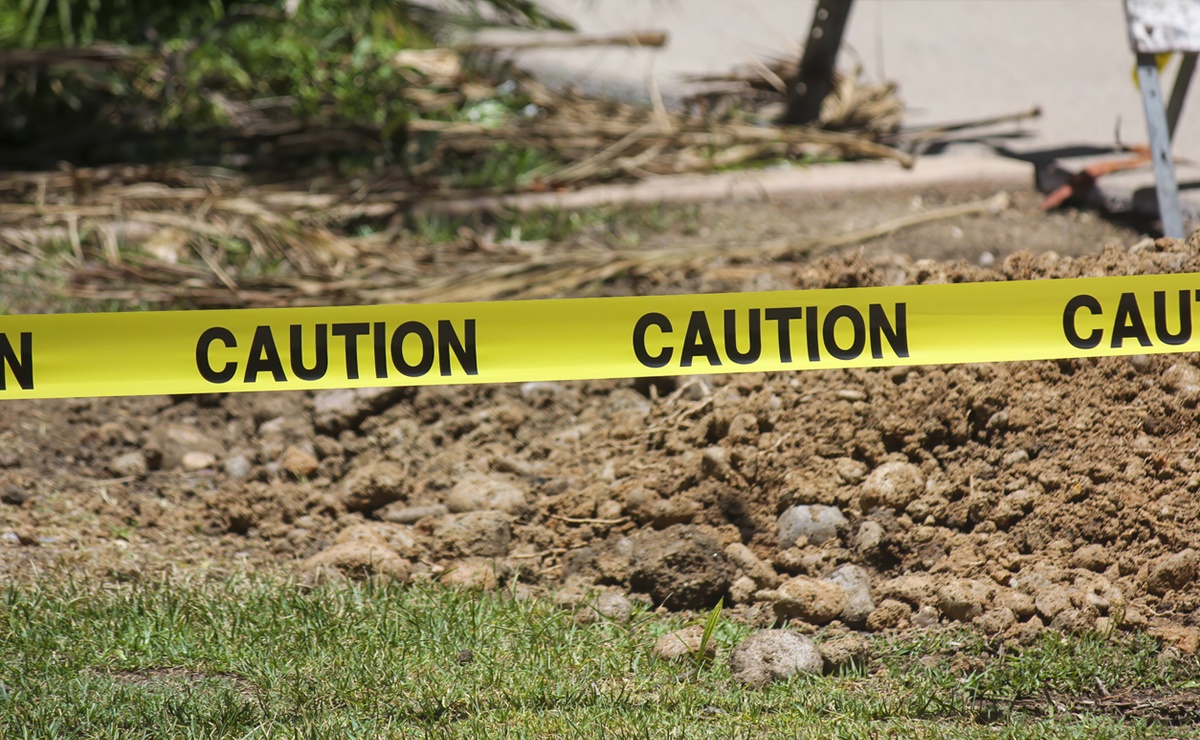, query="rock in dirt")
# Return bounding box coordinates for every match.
[1051,605,1099,634]
[1034,587,1073,621]
[434,511,511,557]
[439,557,506,590]
[819,634,870,674]
[577,591,634,624]
[854,520,884,555]
[1069,543,1113,572]
[777,504,847,548]
[974,607,1017,635]
[0,486,28,506]
[628,525,732,610]
[624,488,701,528]
[280,445,319,478]
[654,625,711,662]
[937,578,994,622]
[878,573,938,608]
[825,564,875,626]
[302,541,410,583]
[1163,362,1200,396]
[445,473,529,516]
[860,461,925,511]
[912,604,940,628]
[181,451,216,471]
[341,460,406,512]
[1151,624,1200,655]
[313,387,406,433]
[724,543,780,588]
[108,451,148,478]
[760,575,847,625]
[866,599,912,631]
[730,575,759,604]
[223,454,252,481]
[1147,549,1198,596]
[730,630,823,687]
[378,503,448,524]
[147,424,224,471]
